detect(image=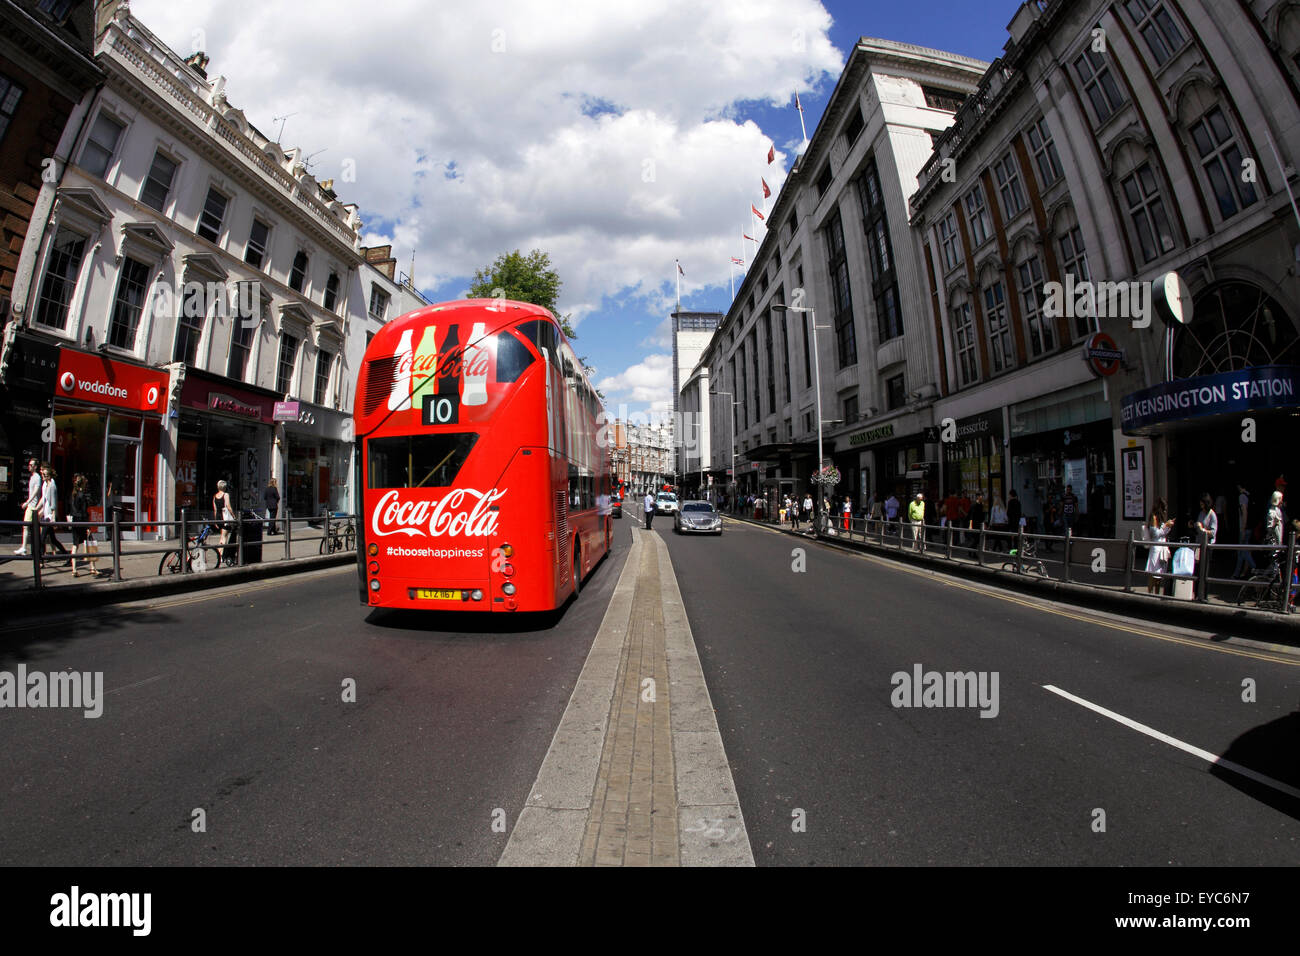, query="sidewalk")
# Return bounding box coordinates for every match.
[500,524,752,866]
[729,513,1300,644]
[0,520,354,614]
